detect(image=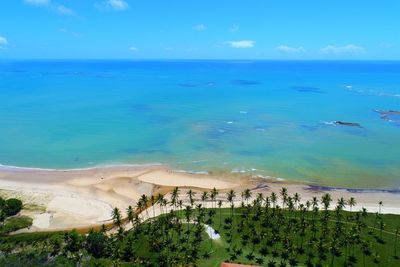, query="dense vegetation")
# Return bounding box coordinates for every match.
[0,197,23,221]
[0,196,32,236]
[0,188,399,266]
